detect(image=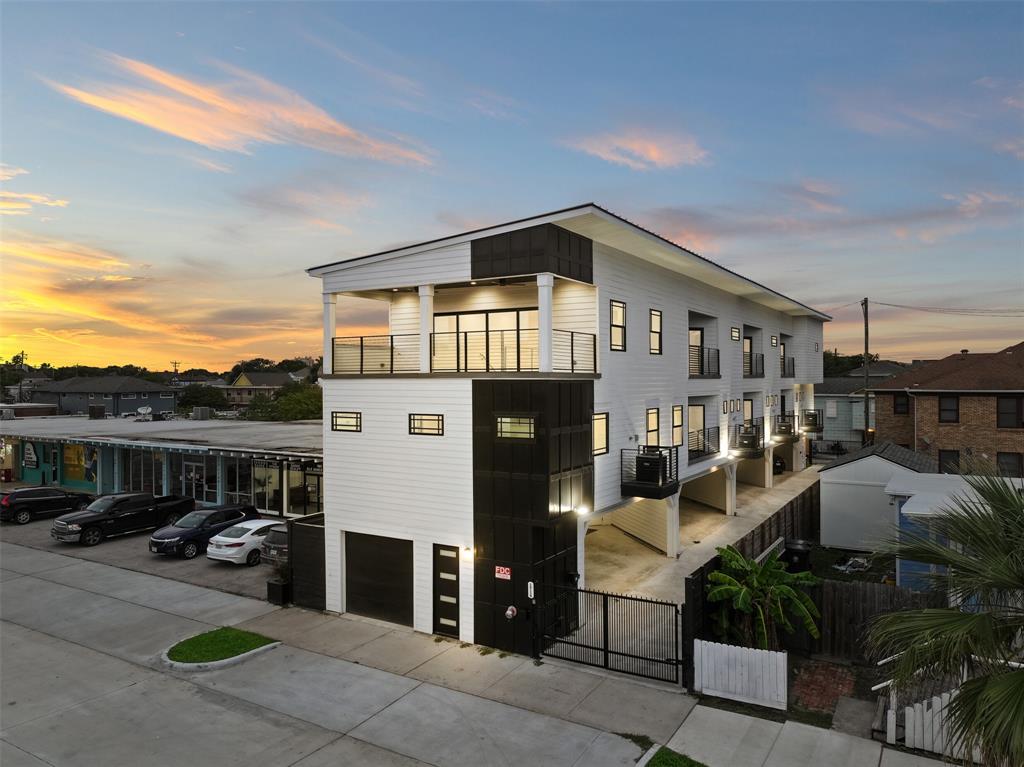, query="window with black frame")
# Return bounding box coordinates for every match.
[610,300,626,351]
[938,396,959,423]
[997,396,1024,429]
[649,309,662,355]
